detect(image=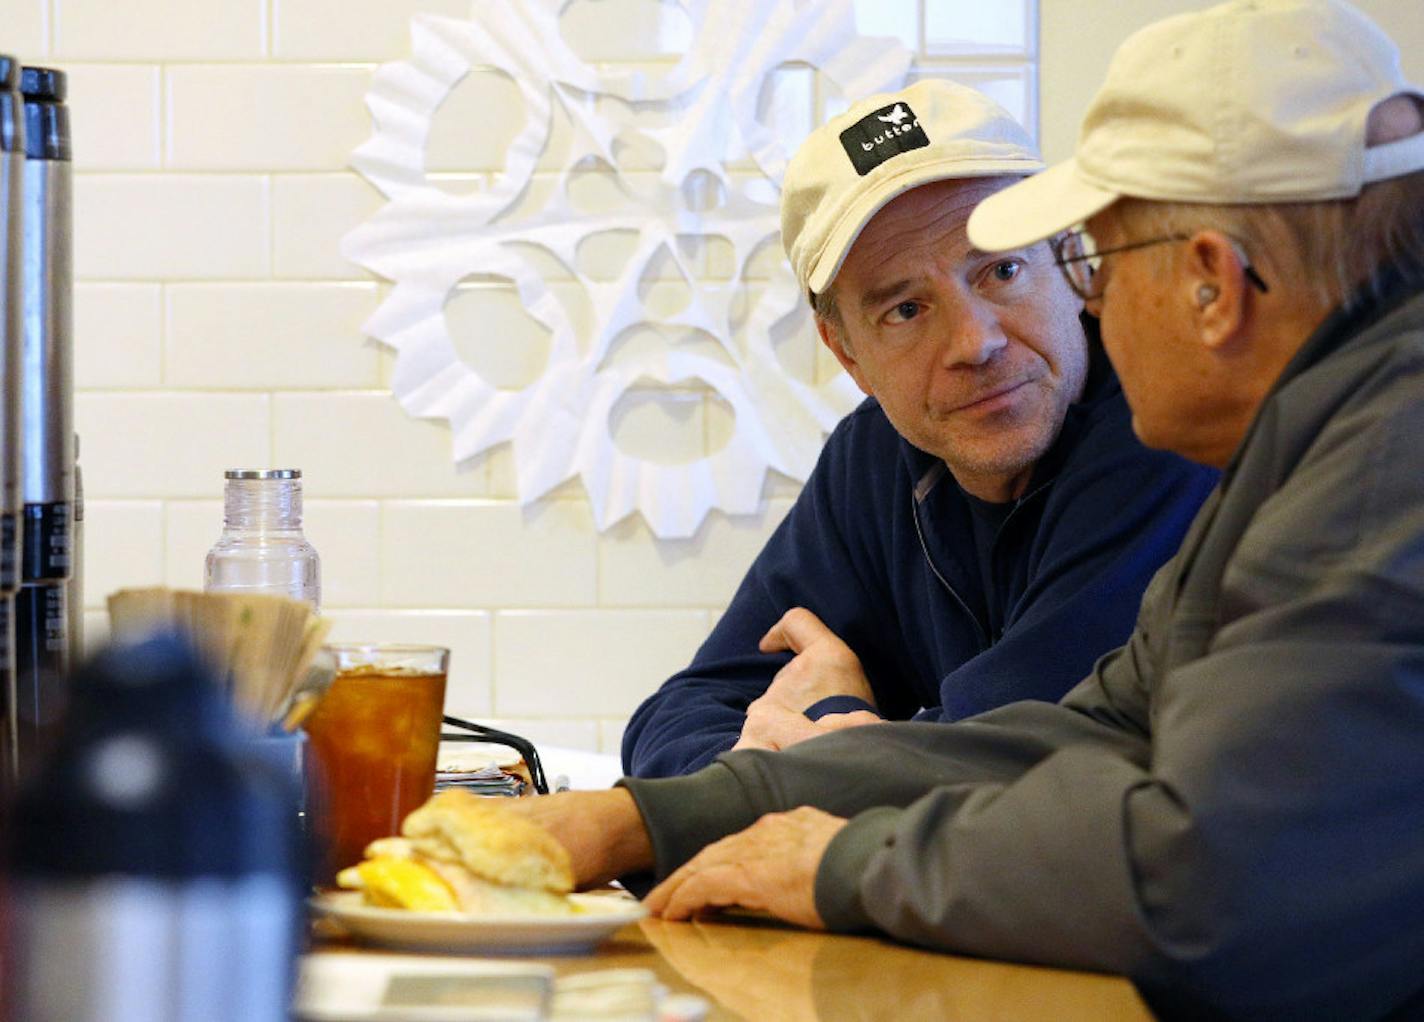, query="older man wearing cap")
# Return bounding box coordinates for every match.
[622,79,1215,778]
[505,1,1424,1017]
